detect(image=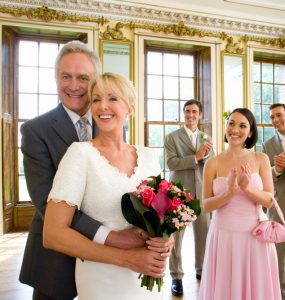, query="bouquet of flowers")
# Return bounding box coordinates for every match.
[121,174,201,292]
